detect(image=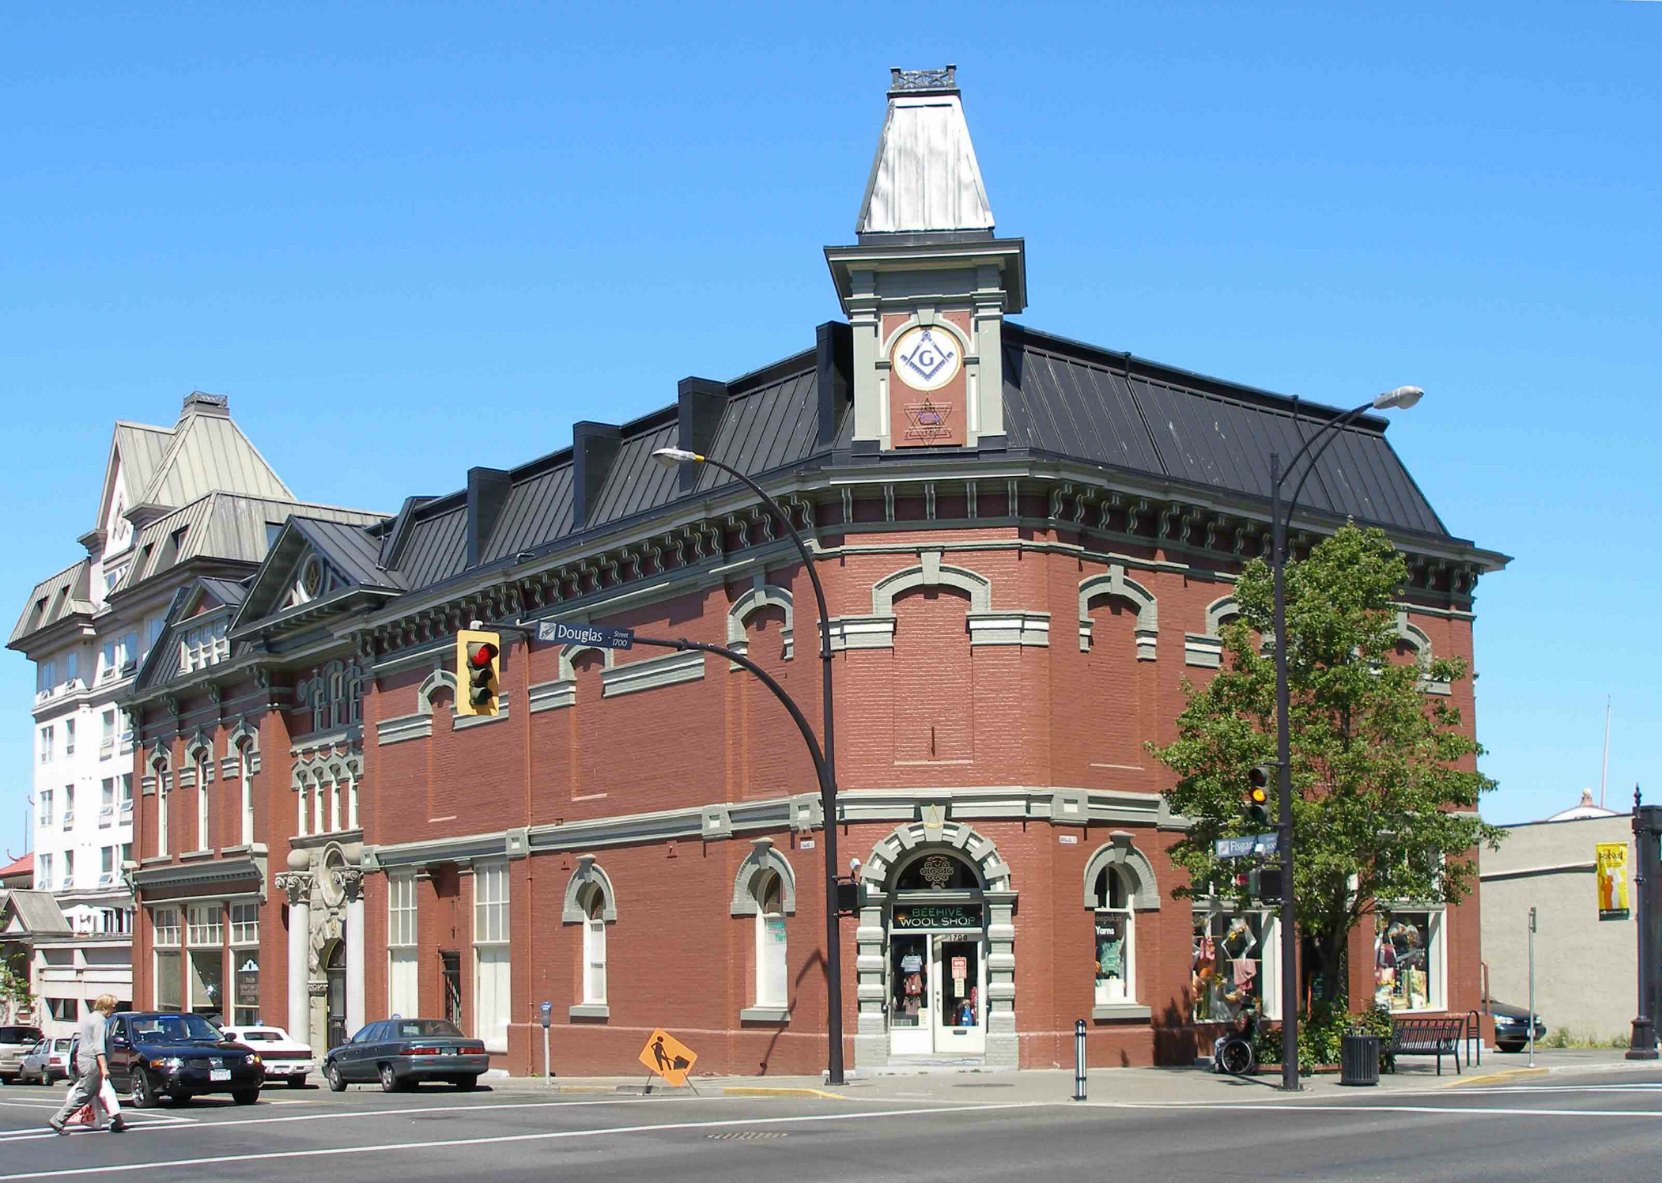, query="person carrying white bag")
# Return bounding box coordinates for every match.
[48,994,127,1135]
